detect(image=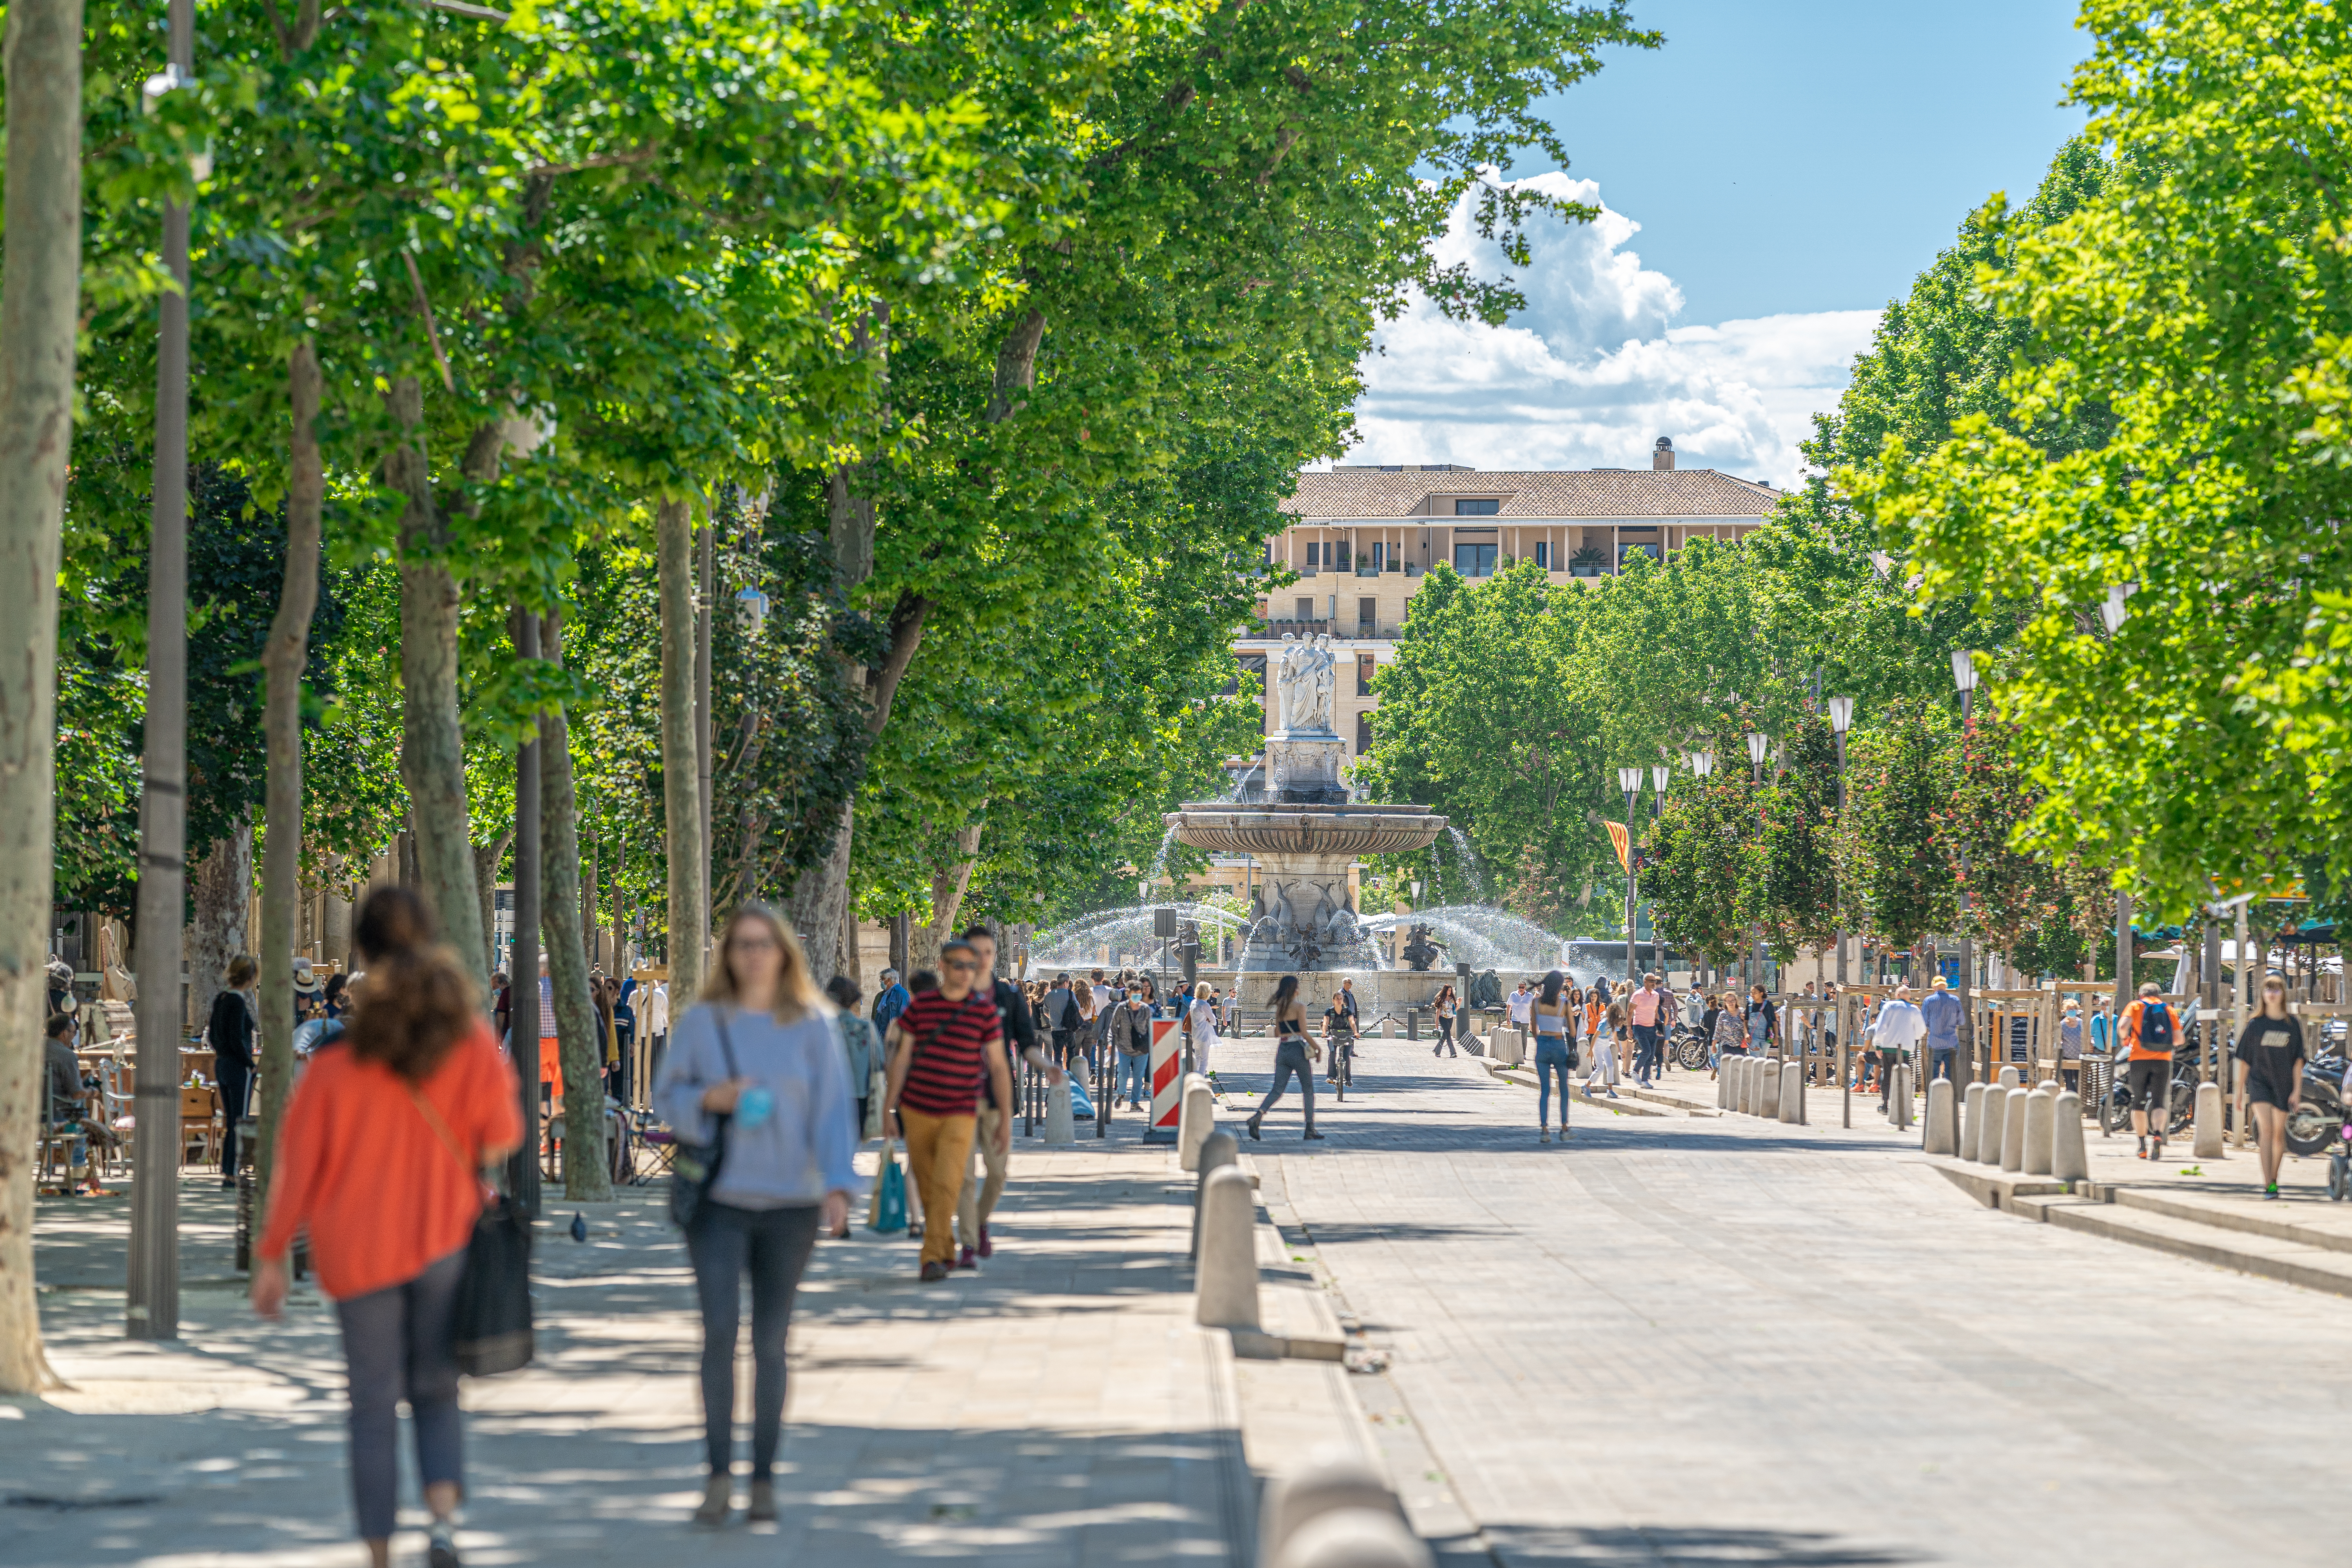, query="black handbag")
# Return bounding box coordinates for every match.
[668,1010,741,1230]
[408,1085,535,1377]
